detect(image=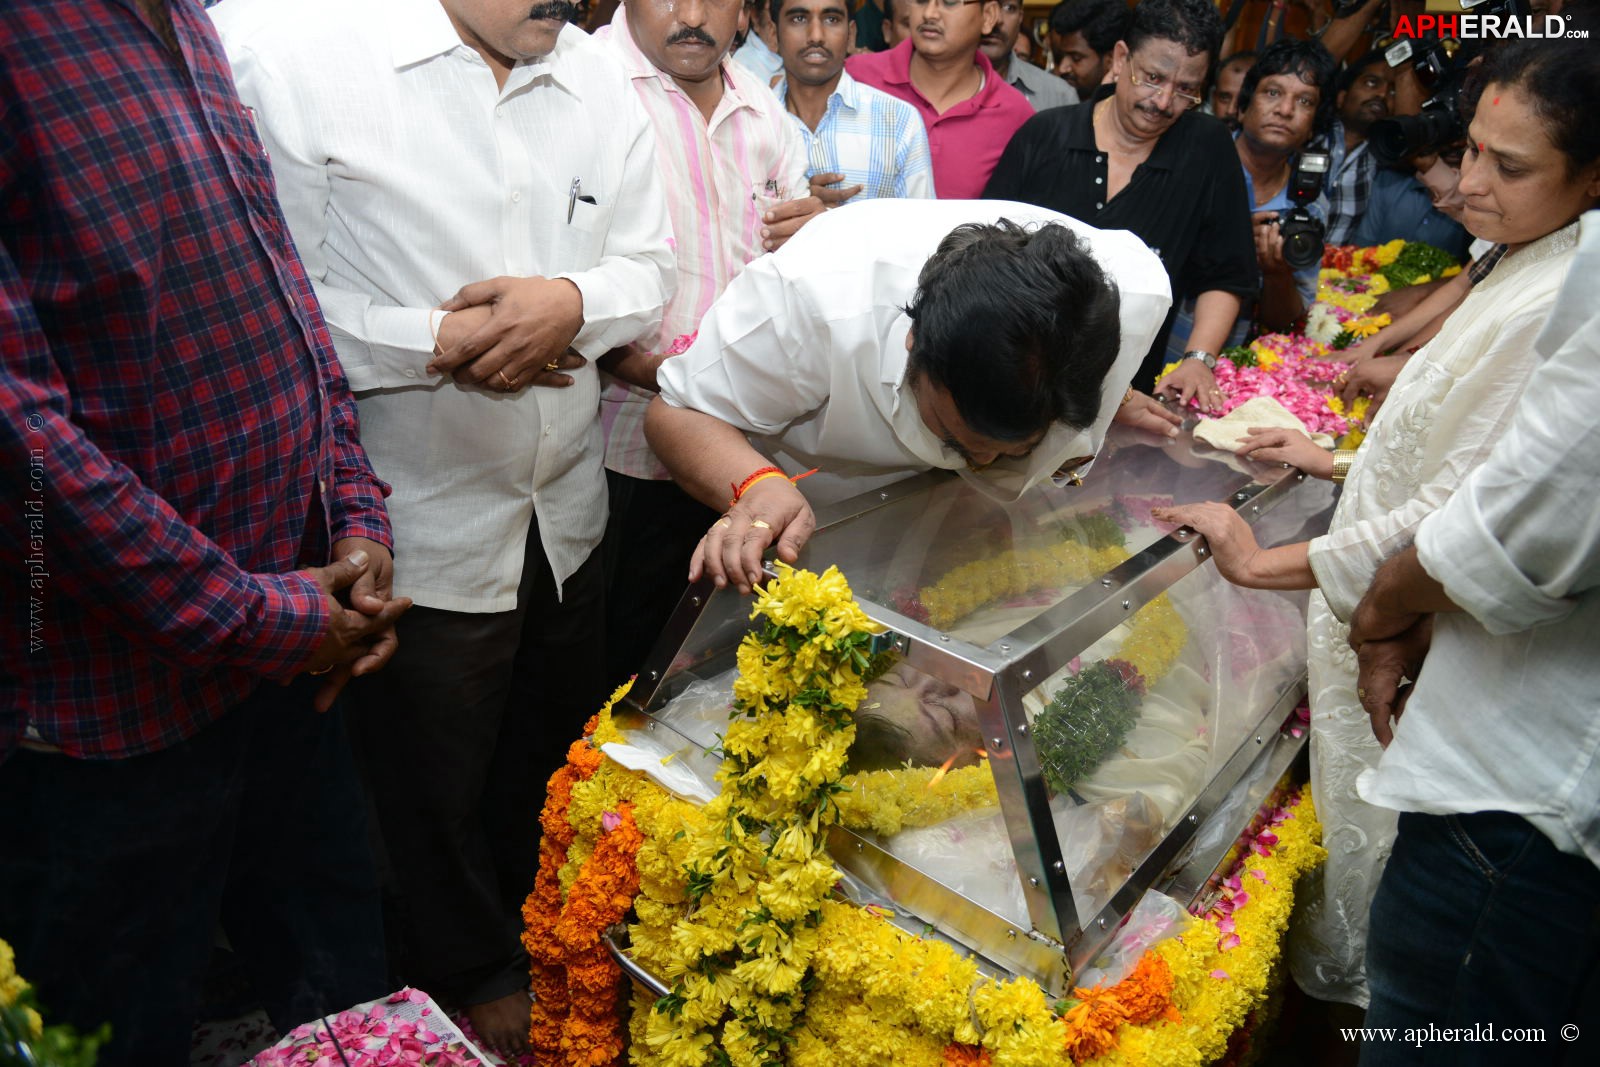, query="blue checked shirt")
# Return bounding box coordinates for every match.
[777,71,935,201]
